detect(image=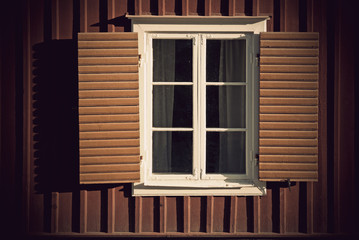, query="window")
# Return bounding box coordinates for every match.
[131,17,268,196]
[77,17,319,196]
